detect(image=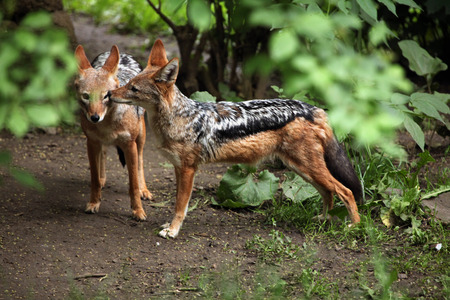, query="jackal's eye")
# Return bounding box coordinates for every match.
[130,86,139,93]
[81,93,90,100]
